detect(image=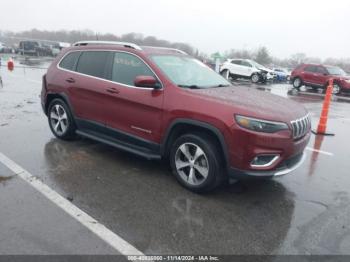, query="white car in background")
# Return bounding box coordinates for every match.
[220,59,276,83]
